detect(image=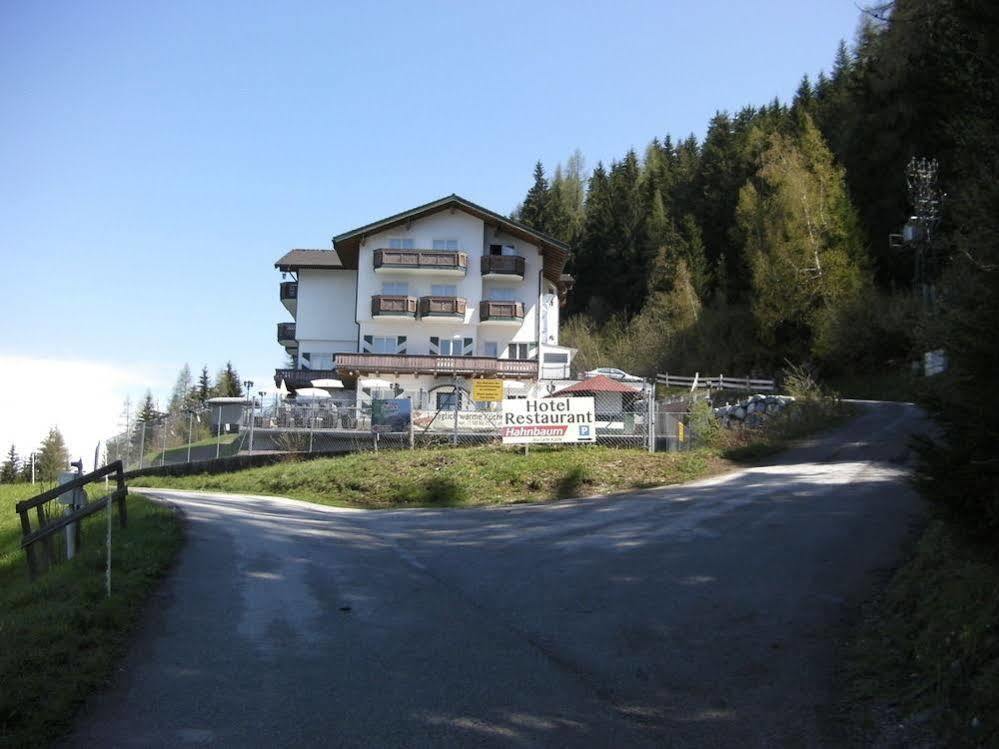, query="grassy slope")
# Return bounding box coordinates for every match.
[132,445,729,508]
[0,483,183,748]
[847,518,999,746]
[143,432,241,466]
